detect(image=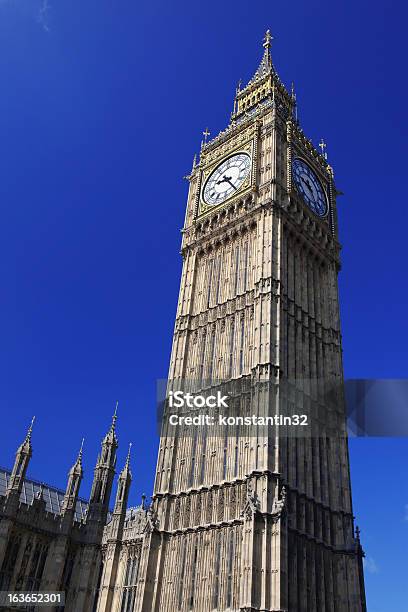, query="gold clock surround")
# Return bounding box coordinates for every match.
[198,139,256,217]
